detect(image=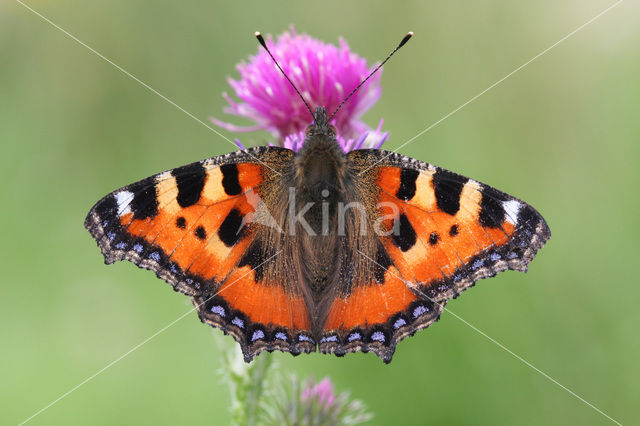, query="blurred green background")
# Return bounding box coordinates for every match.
[2,0,638,424]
